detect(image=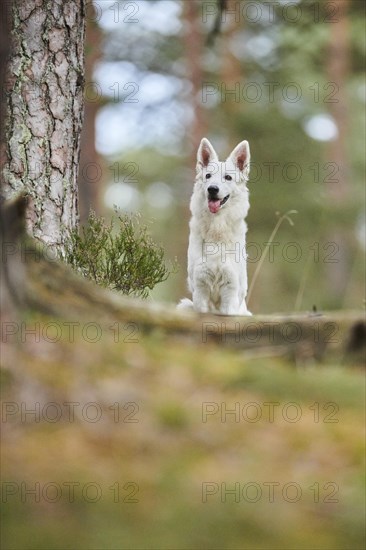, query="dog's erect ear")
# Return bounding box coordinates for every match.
[197,138,218,167]
[228,140,250,172]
